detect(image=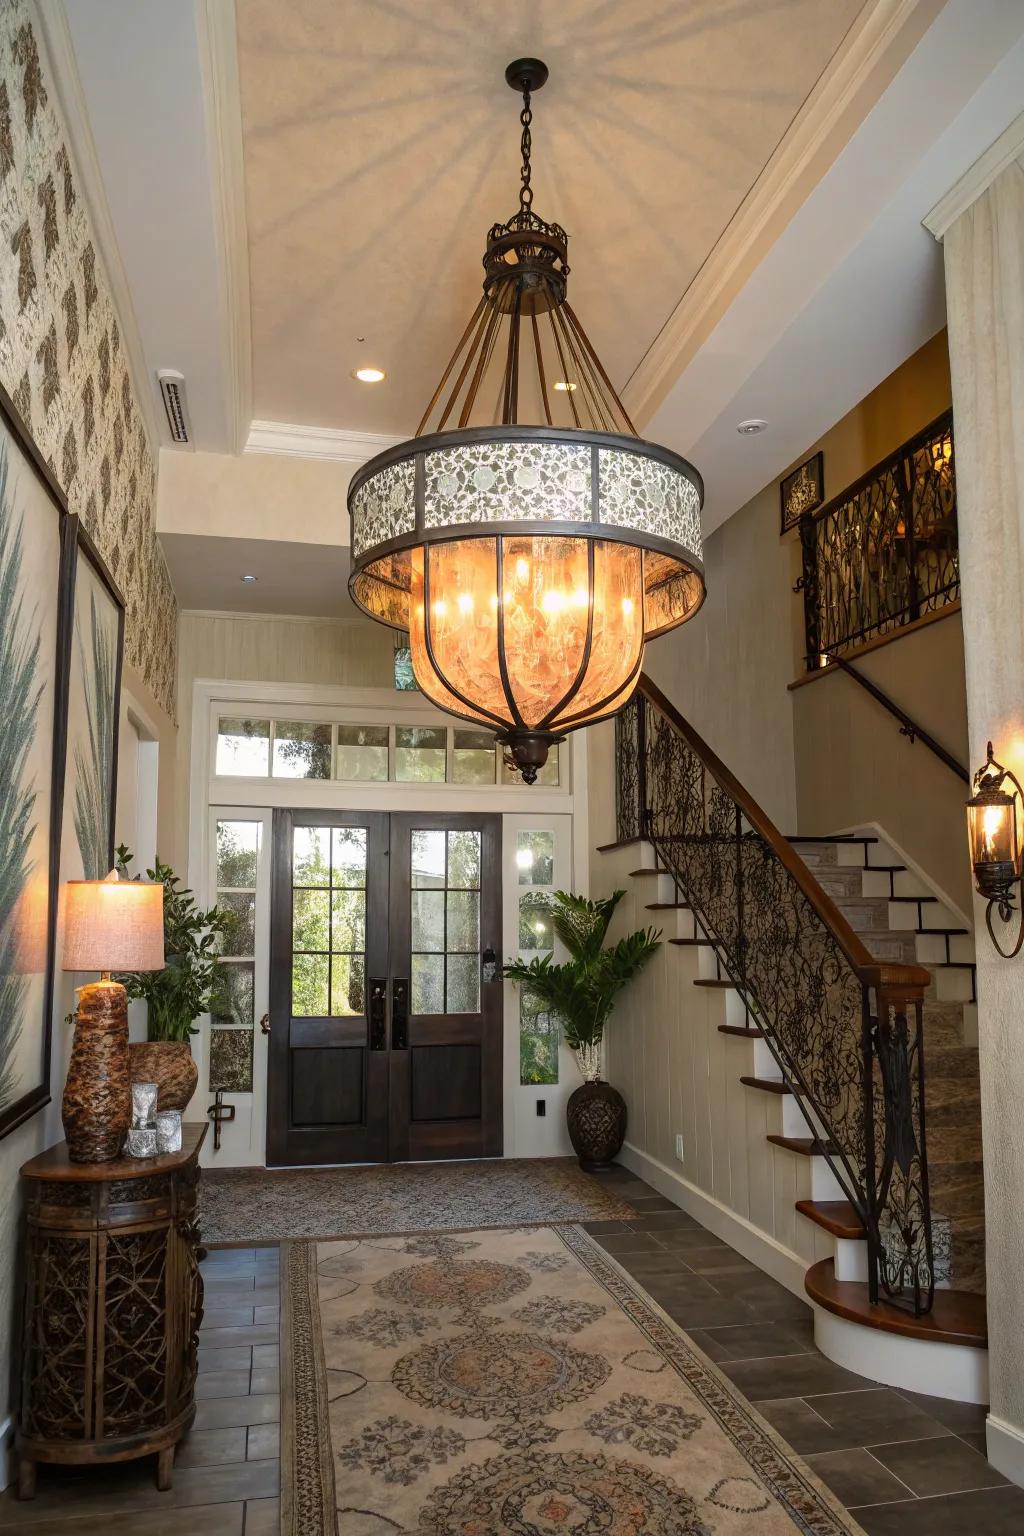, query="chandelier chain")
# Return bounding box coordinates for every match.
[519,84,533,213]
